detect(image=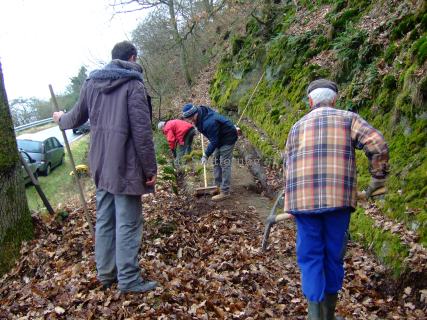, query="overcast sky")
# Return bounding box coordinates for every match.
[0,0,146,101]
